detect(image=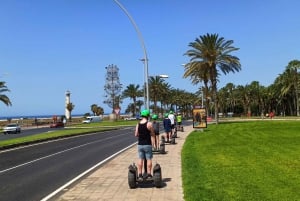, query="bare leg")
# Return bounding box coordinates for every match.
[144,159,147,174]
[137,159,143,176]
[147,159,152,175]
[155,135,159,149]
[165,132,168,142]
